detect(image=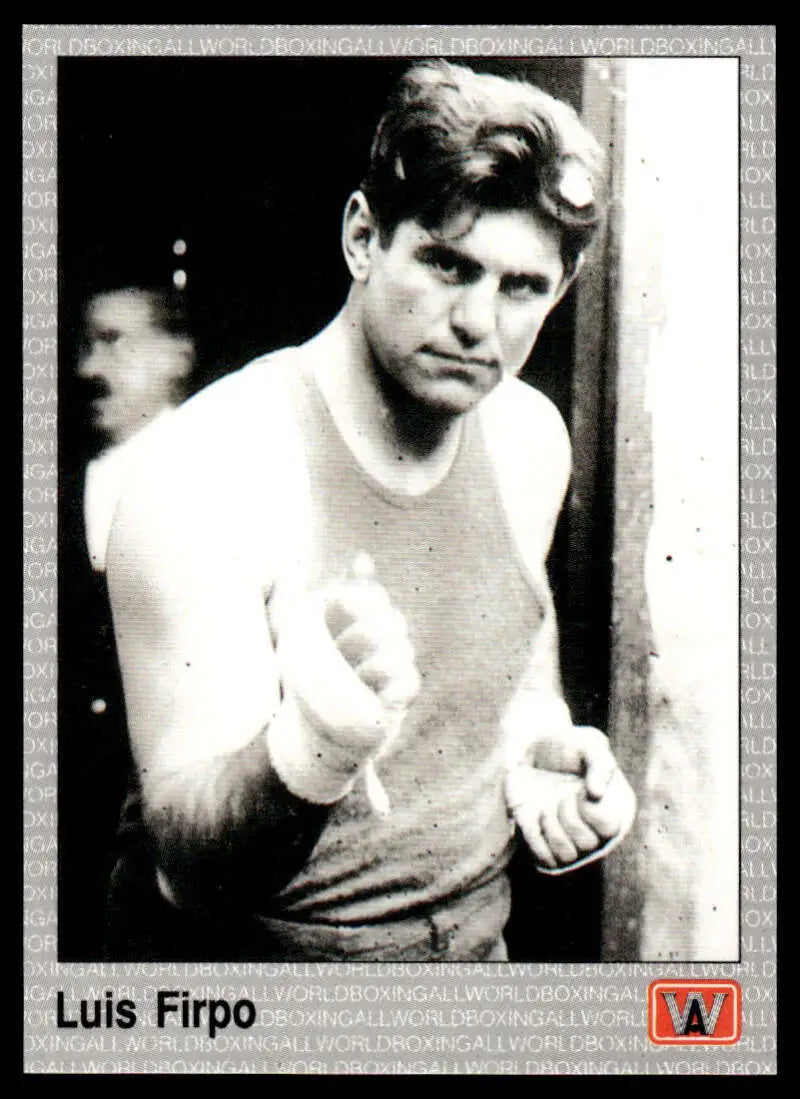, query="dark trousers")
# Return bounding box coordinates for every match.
[105,839,509,962]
